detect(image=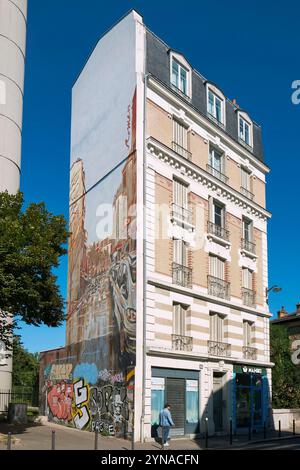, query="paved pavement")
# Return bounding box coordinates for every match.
[0,421,300,451]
